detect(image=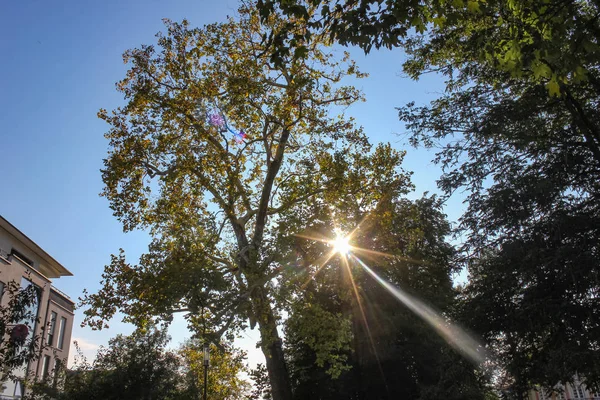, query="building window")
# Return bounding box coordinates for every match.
[556,390,566,400]
[574,384,585,399]
[0,281,4,301]
[11,249,33,267]
[0,247,9,262]
[57,317,67,350]
[13,380,23,397]
[41,355,51,379]
[47,311,57,346]
[19,277,41,341]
